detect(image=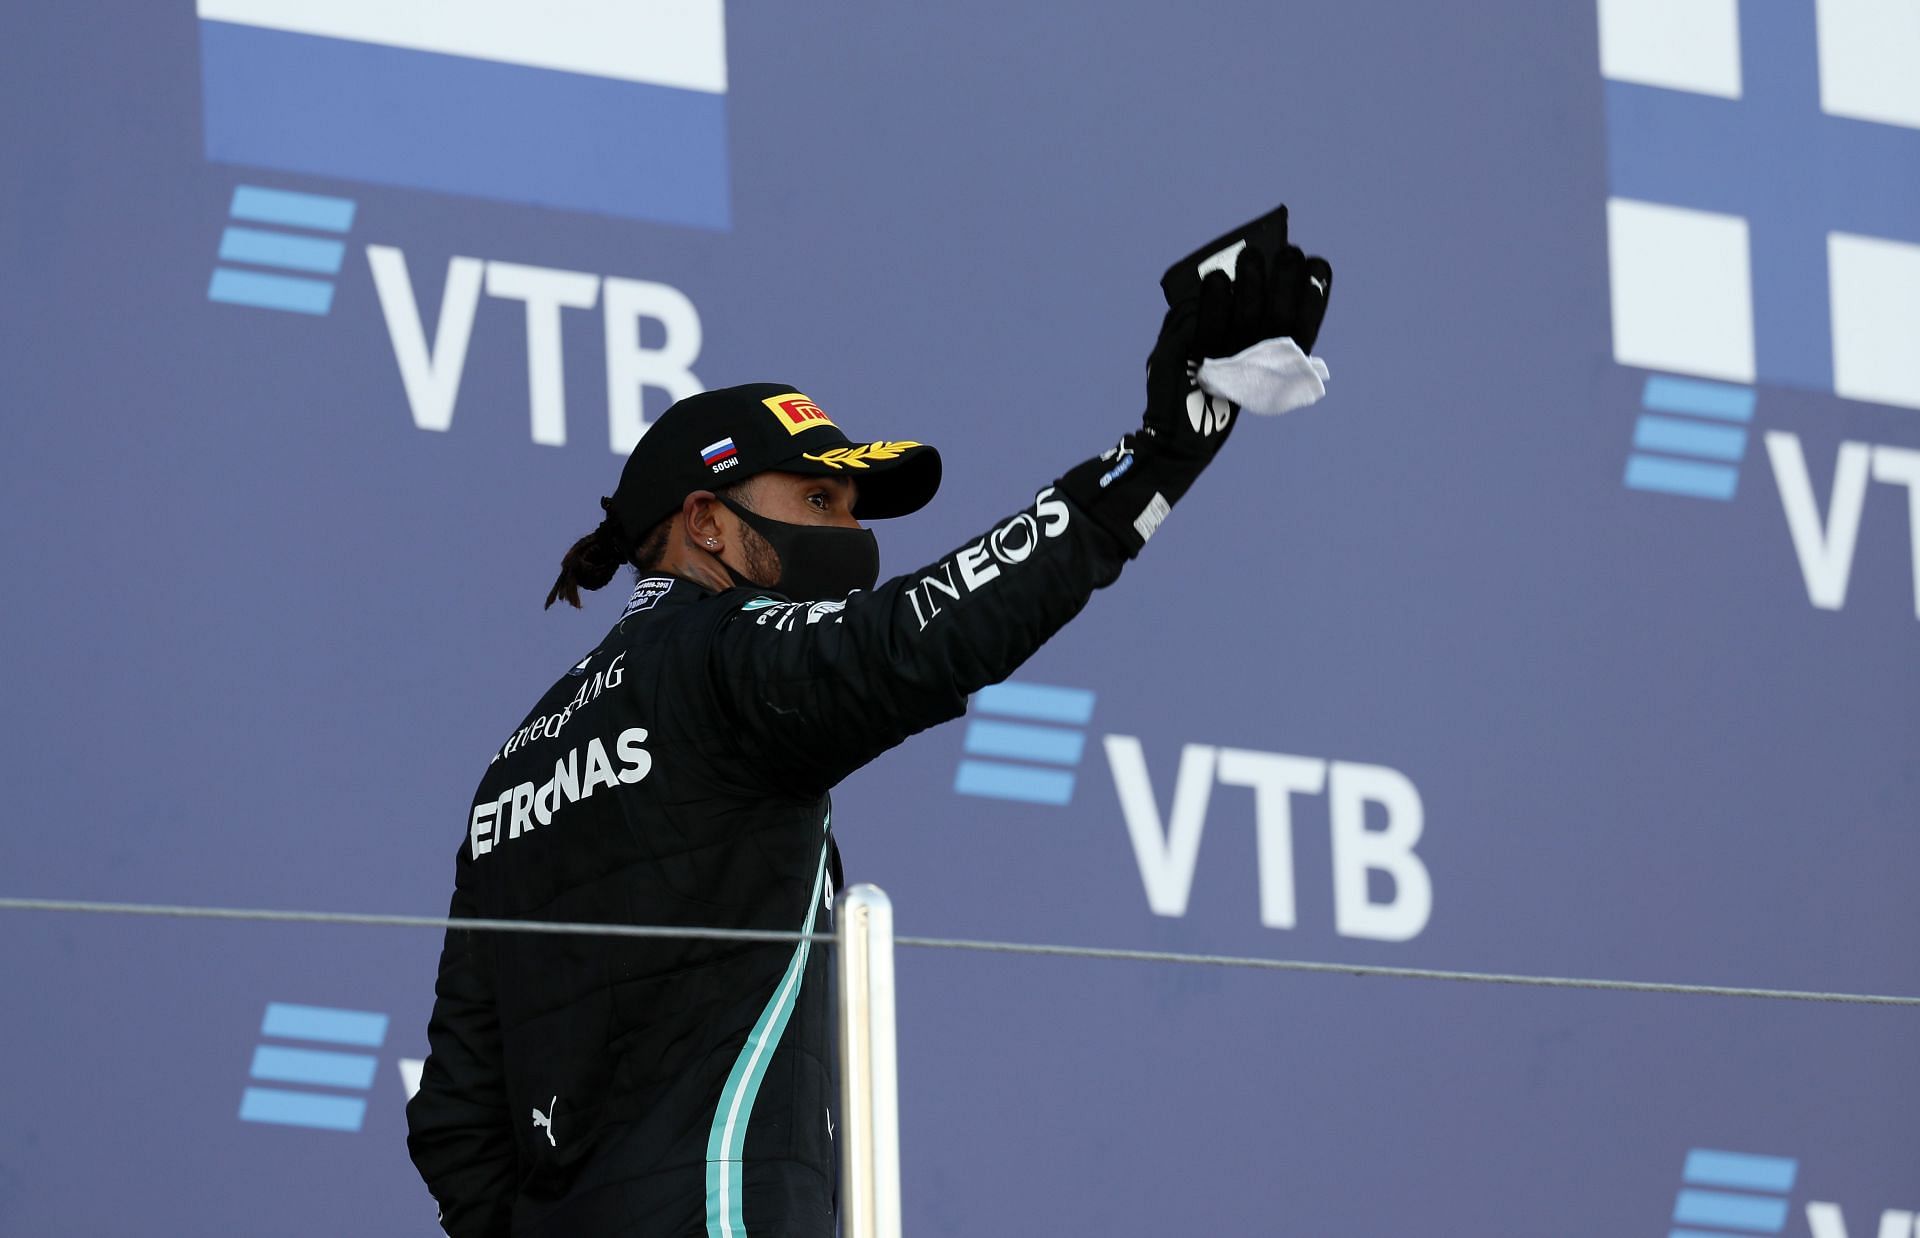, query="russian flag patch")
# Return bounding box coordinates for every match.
[701,437,739,469]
